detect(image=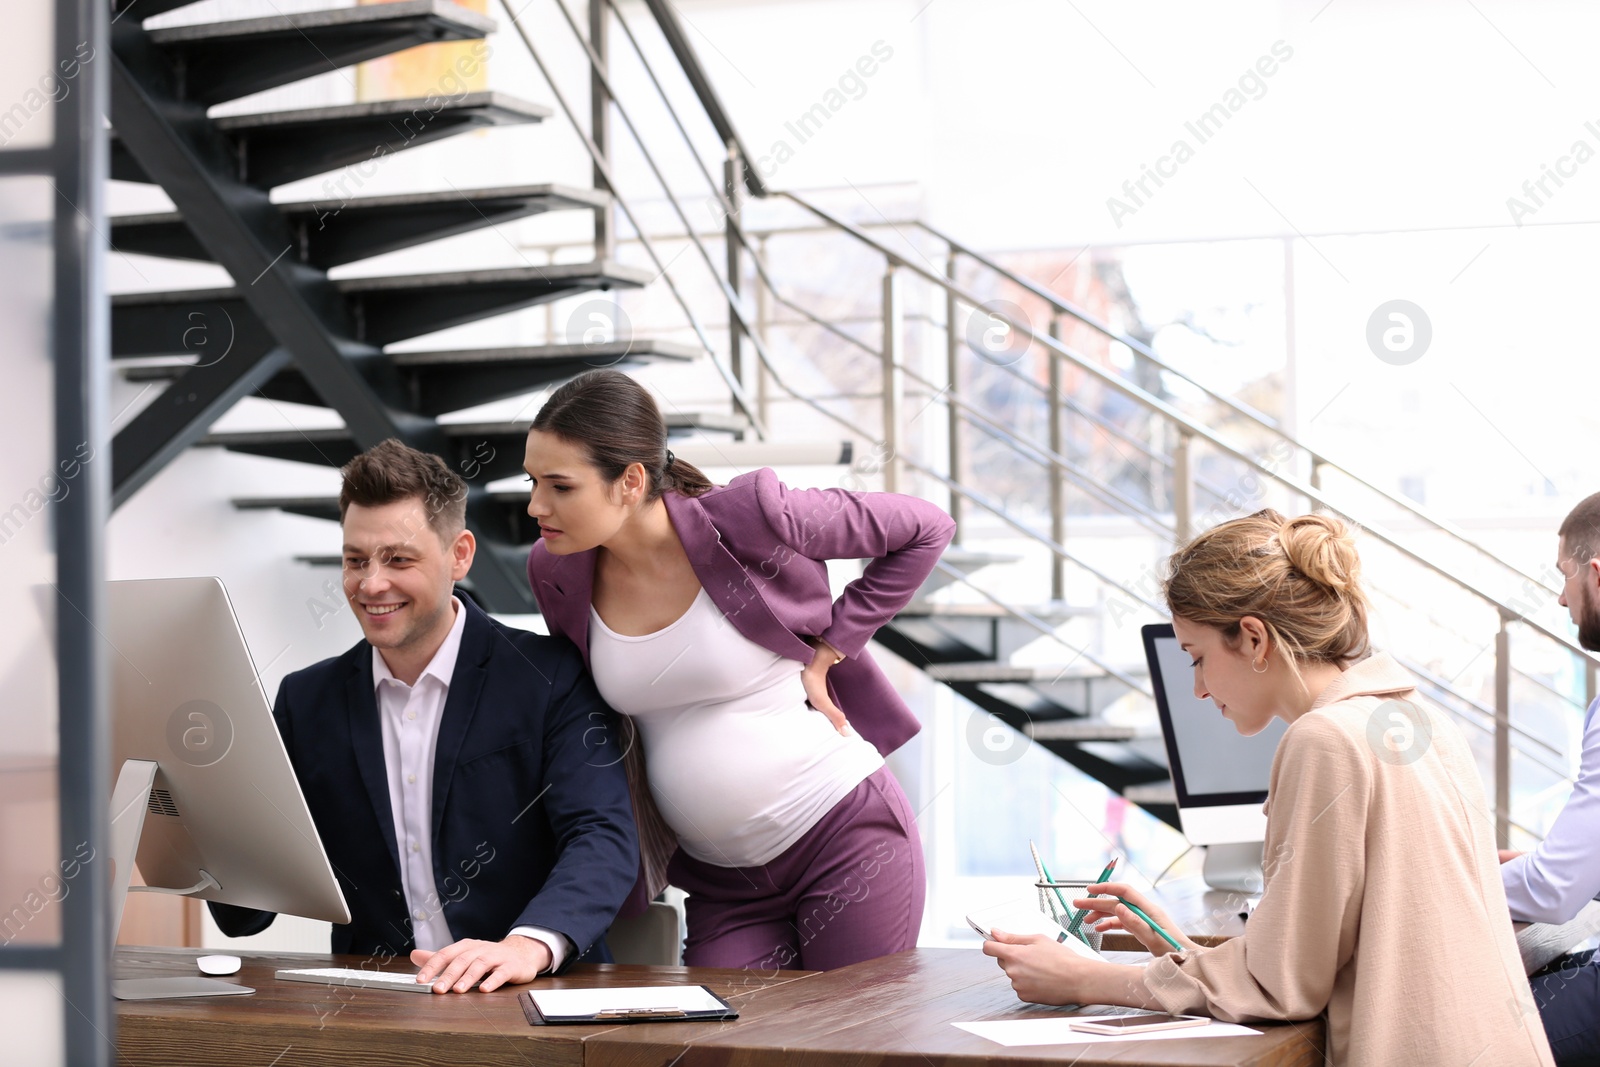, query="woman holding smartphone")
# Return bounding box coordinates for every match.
[984,510,1552,1066]
[522,370,952,971]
